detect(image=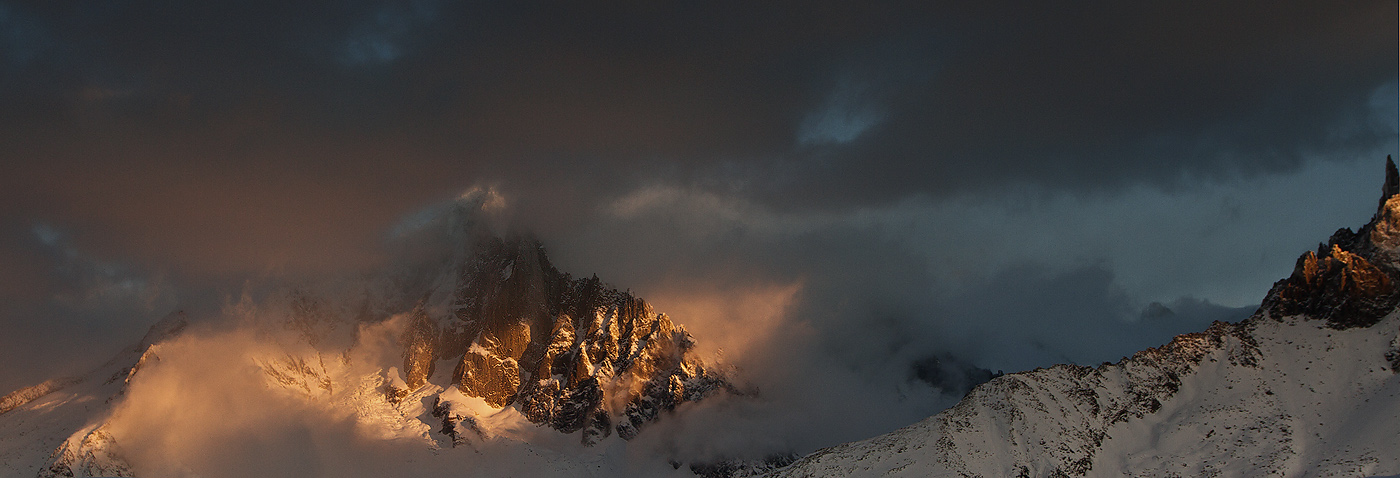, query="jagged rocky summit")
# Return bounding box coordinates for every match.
[396,231,727,446]
[1263,157,1400,329]
[769,157,1400,478]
